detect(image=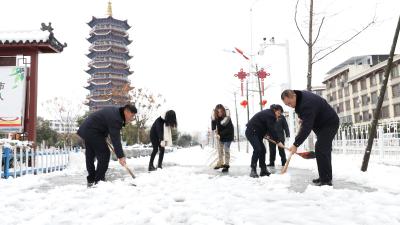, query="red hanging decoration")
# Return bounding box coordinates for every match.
[240,100,248,108]
[256,68,270,96]
[234,68,249,96]
[261,99,267,107]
